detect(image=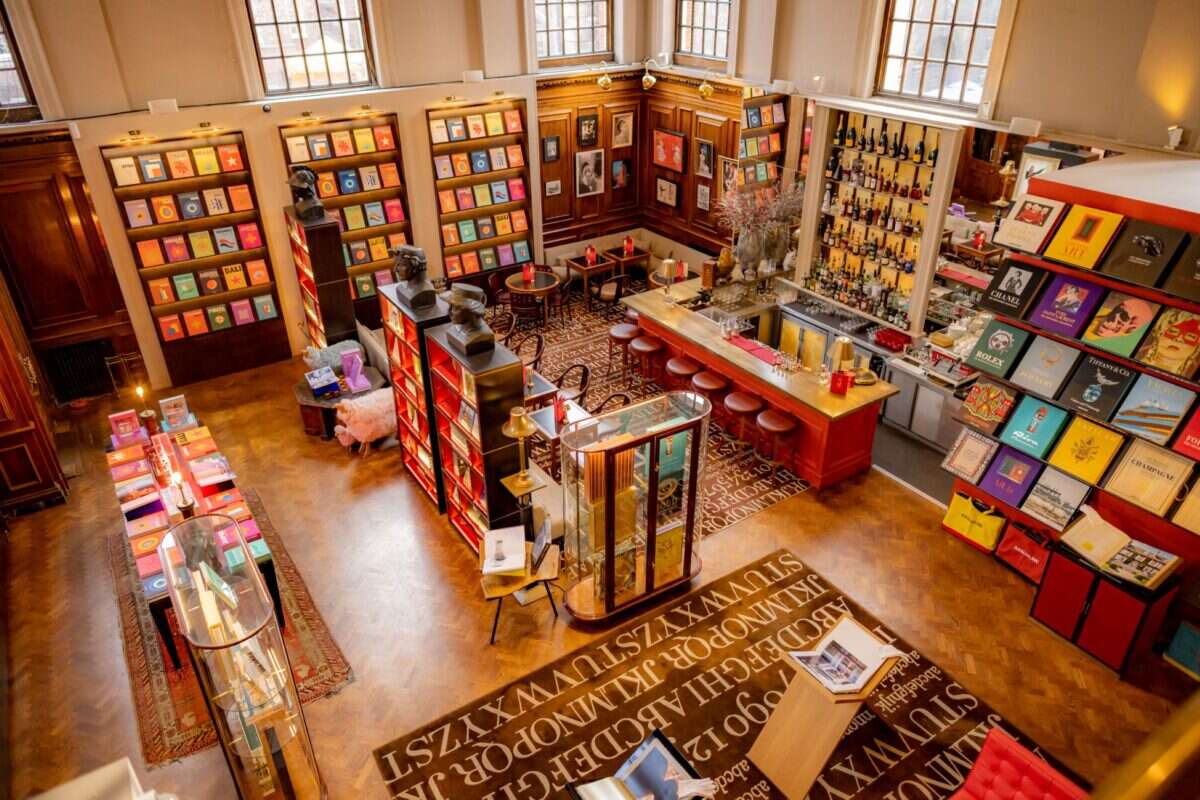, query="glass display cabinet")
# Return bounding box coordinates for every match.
[561,391,711,621]
[159,514,325,799]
